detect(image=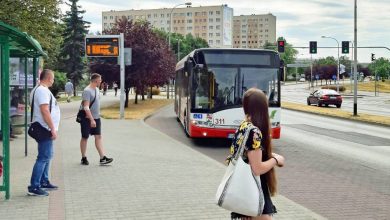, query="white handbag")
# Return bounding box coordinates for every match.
[216,124,264,217]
